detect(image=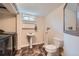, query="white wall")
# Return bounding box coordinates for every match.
[17,14,45,49]
[0,15,17,32]
[64,33,79,56]
[44,4,64,44]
